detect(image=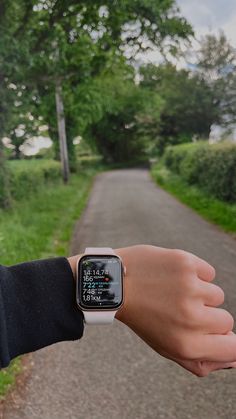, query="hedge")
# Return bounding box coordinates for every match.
[0,159,61,206]
[163,142,236,203]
